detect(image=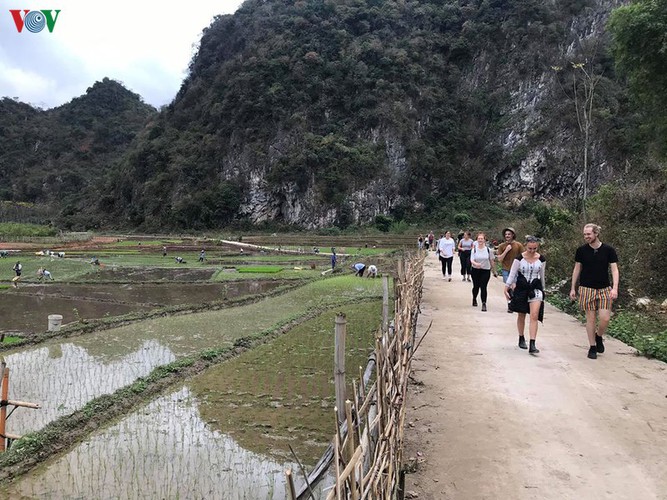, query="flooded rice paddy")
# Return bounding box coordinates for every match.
[2,278,383,439]
[0,280,283,334]
[1,387,334,500]
[2,298,381,499]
